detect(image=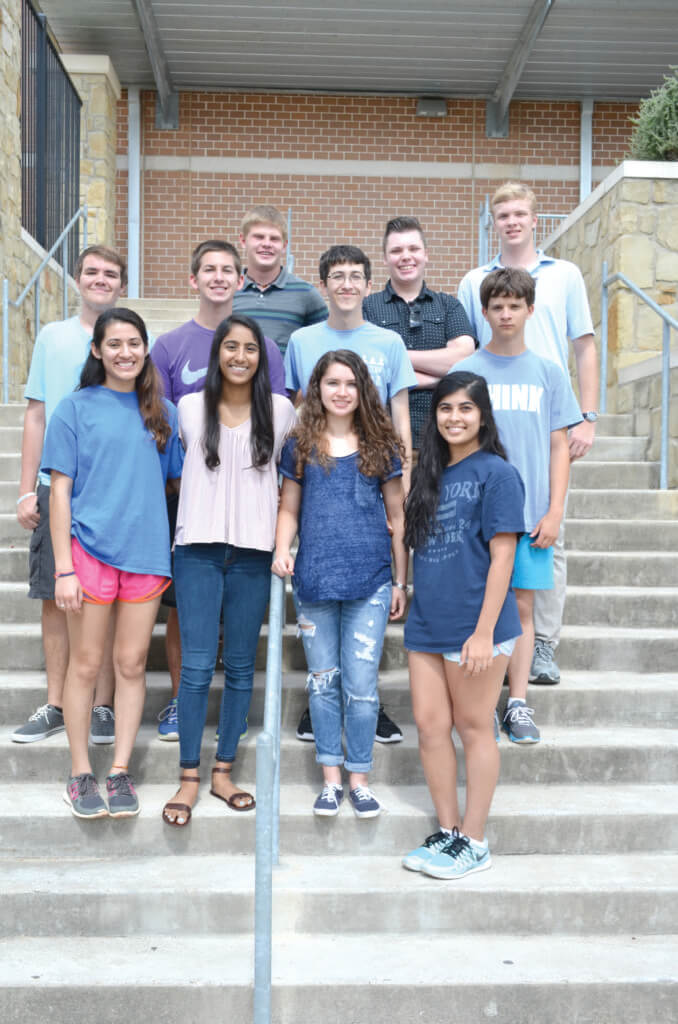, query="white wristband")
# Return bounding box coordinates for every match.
[17,491,37,506]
